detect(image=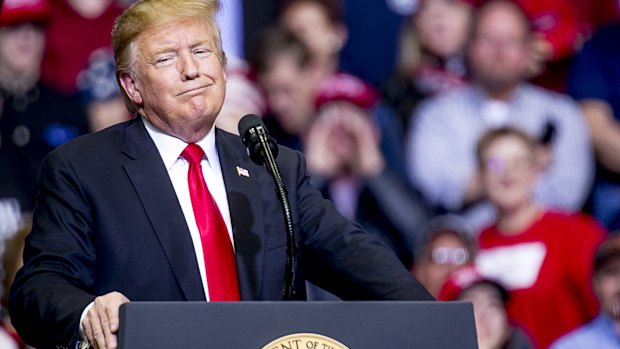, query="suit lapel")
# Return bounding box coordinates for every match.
[216,129,265,300]
[122,119,206,301]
